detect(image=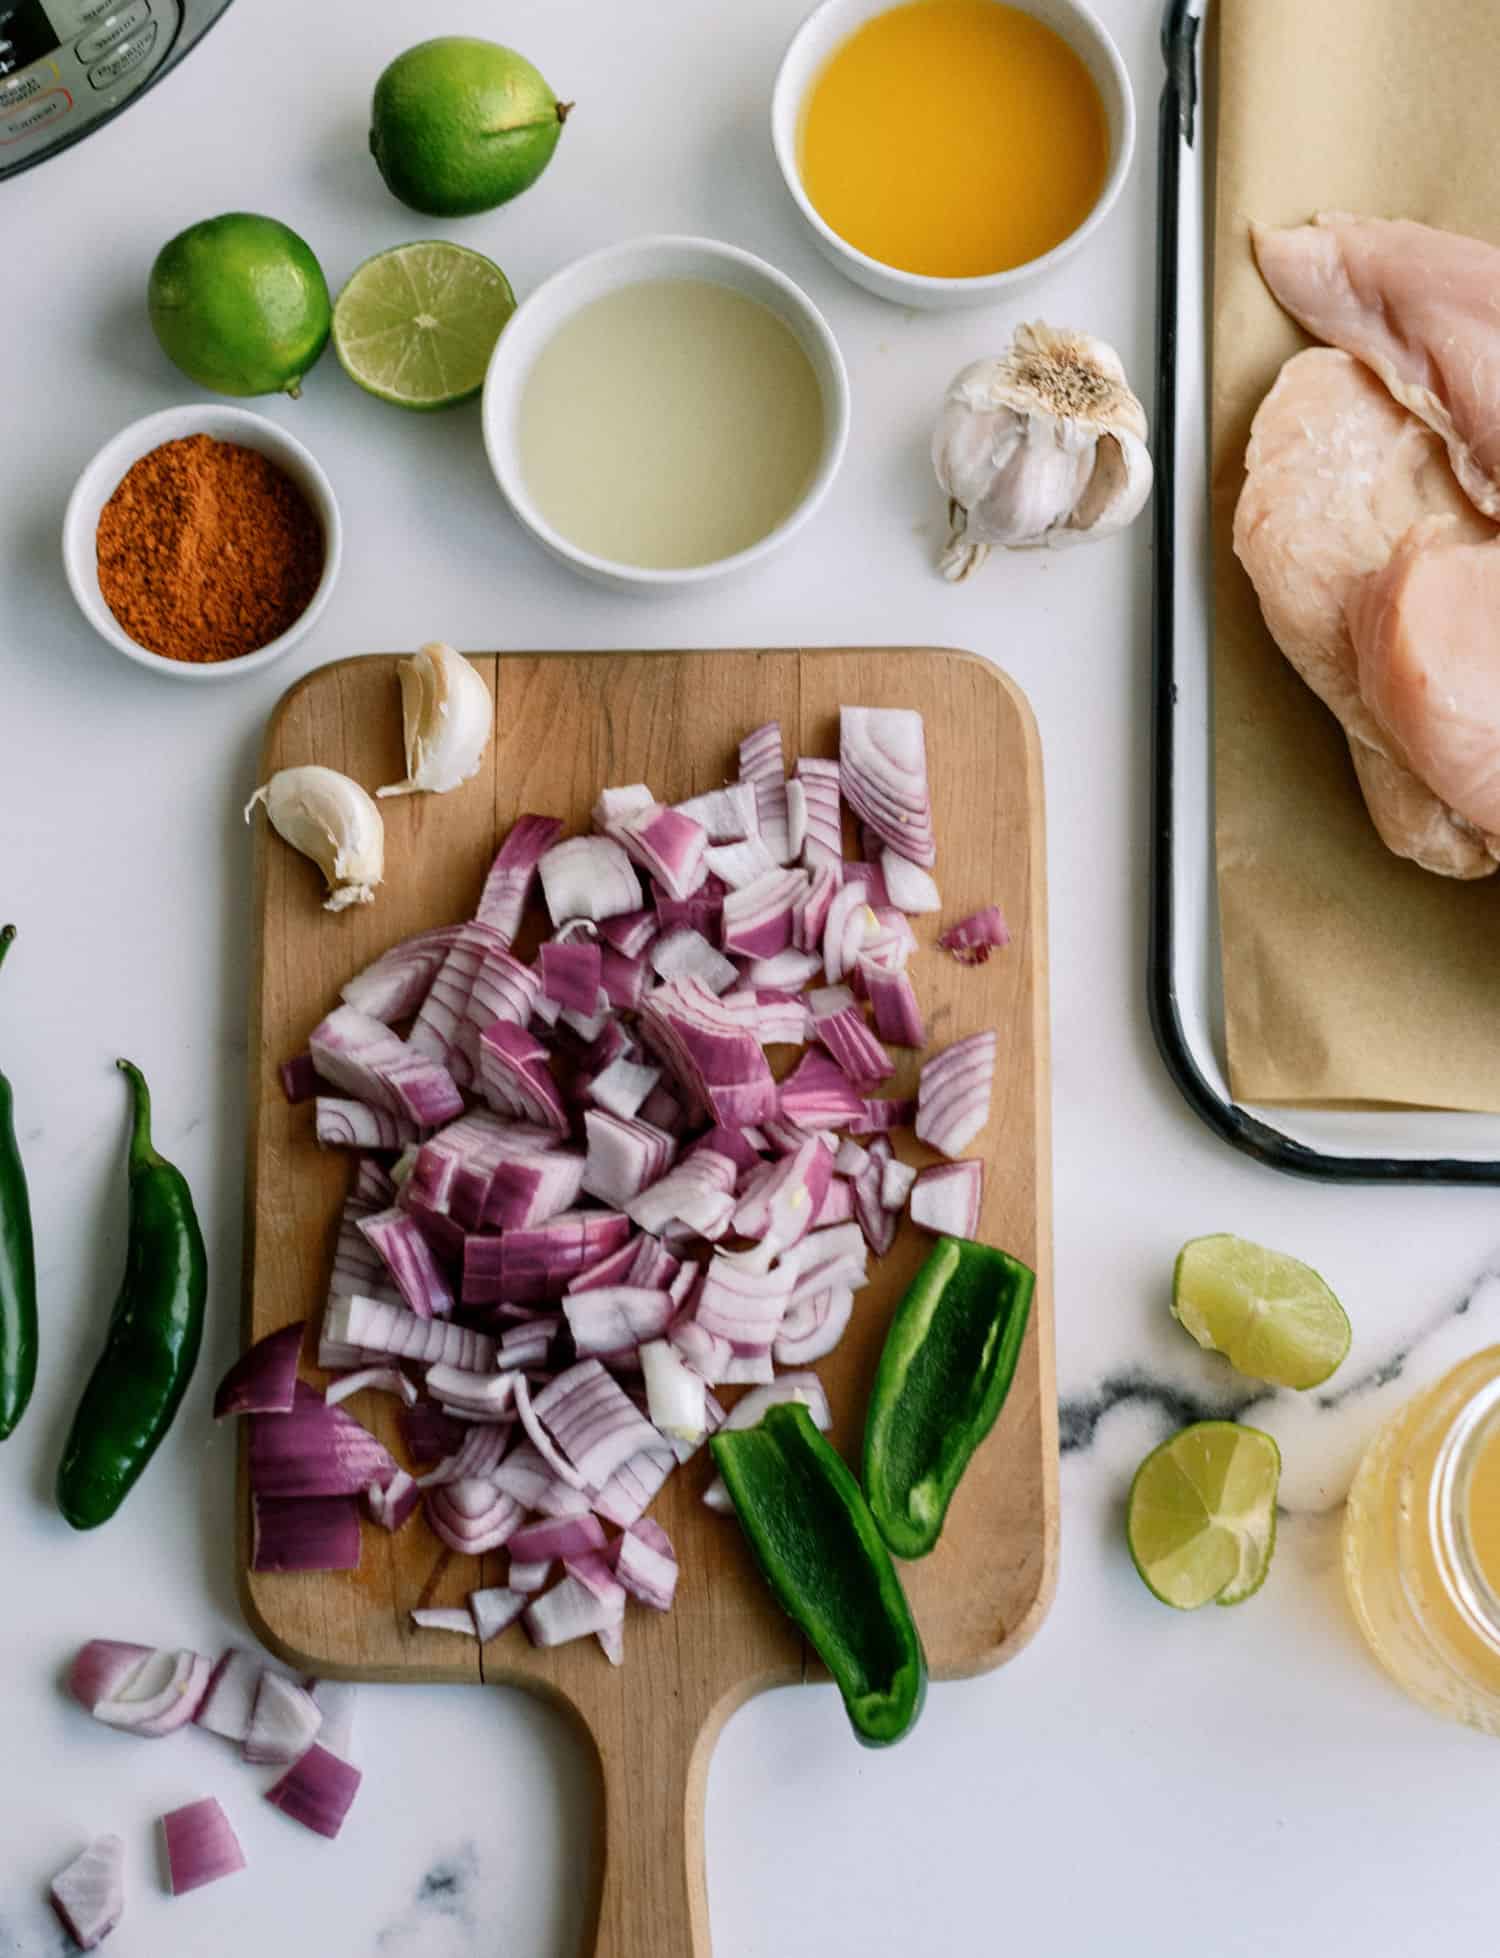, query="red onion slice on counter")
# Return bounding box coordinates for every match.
[476,815,565,943]
[162,1798,245,1894]
[213,1322,304,1419]
[195,1648,264,1743]
[50,1833,124,1949]
[265,1744,363,1841]
[243,1672,323,1765]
